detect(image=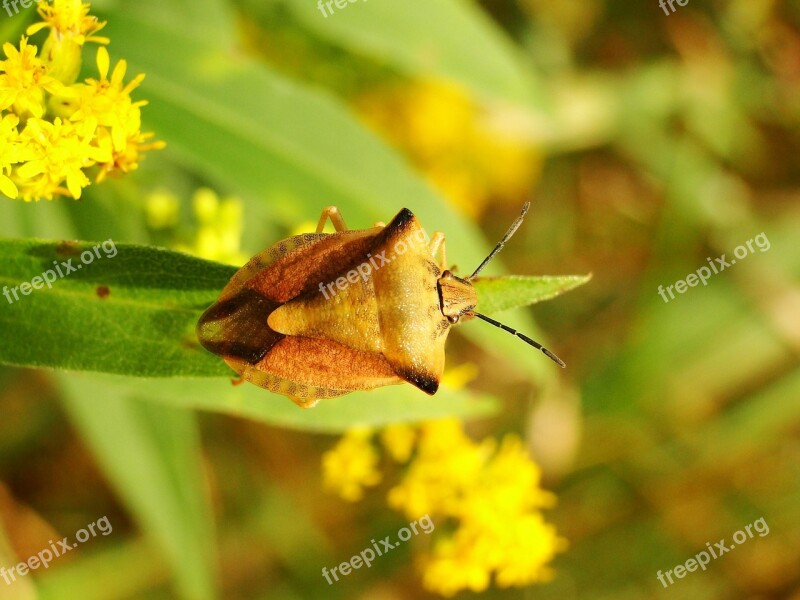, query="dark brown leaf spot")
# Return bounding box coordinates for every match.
[56,241,81,257]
